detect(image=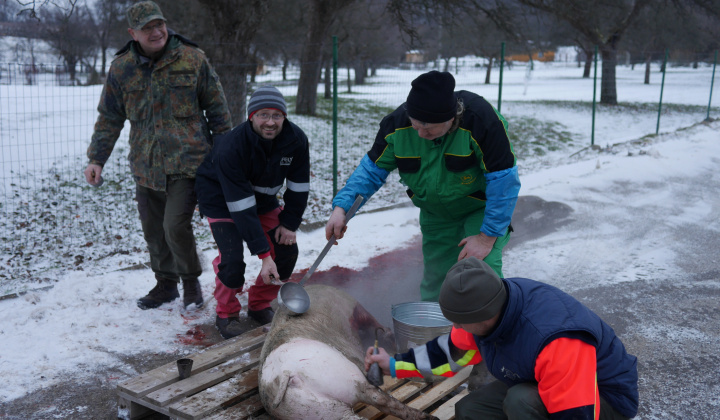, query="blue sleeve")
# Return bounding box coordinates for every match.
[481,166,521,237]
[332,154,389,212]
